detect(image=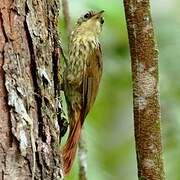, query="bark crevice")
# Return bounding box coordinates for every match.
[0,0,63,179]
[24,9,45,143]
